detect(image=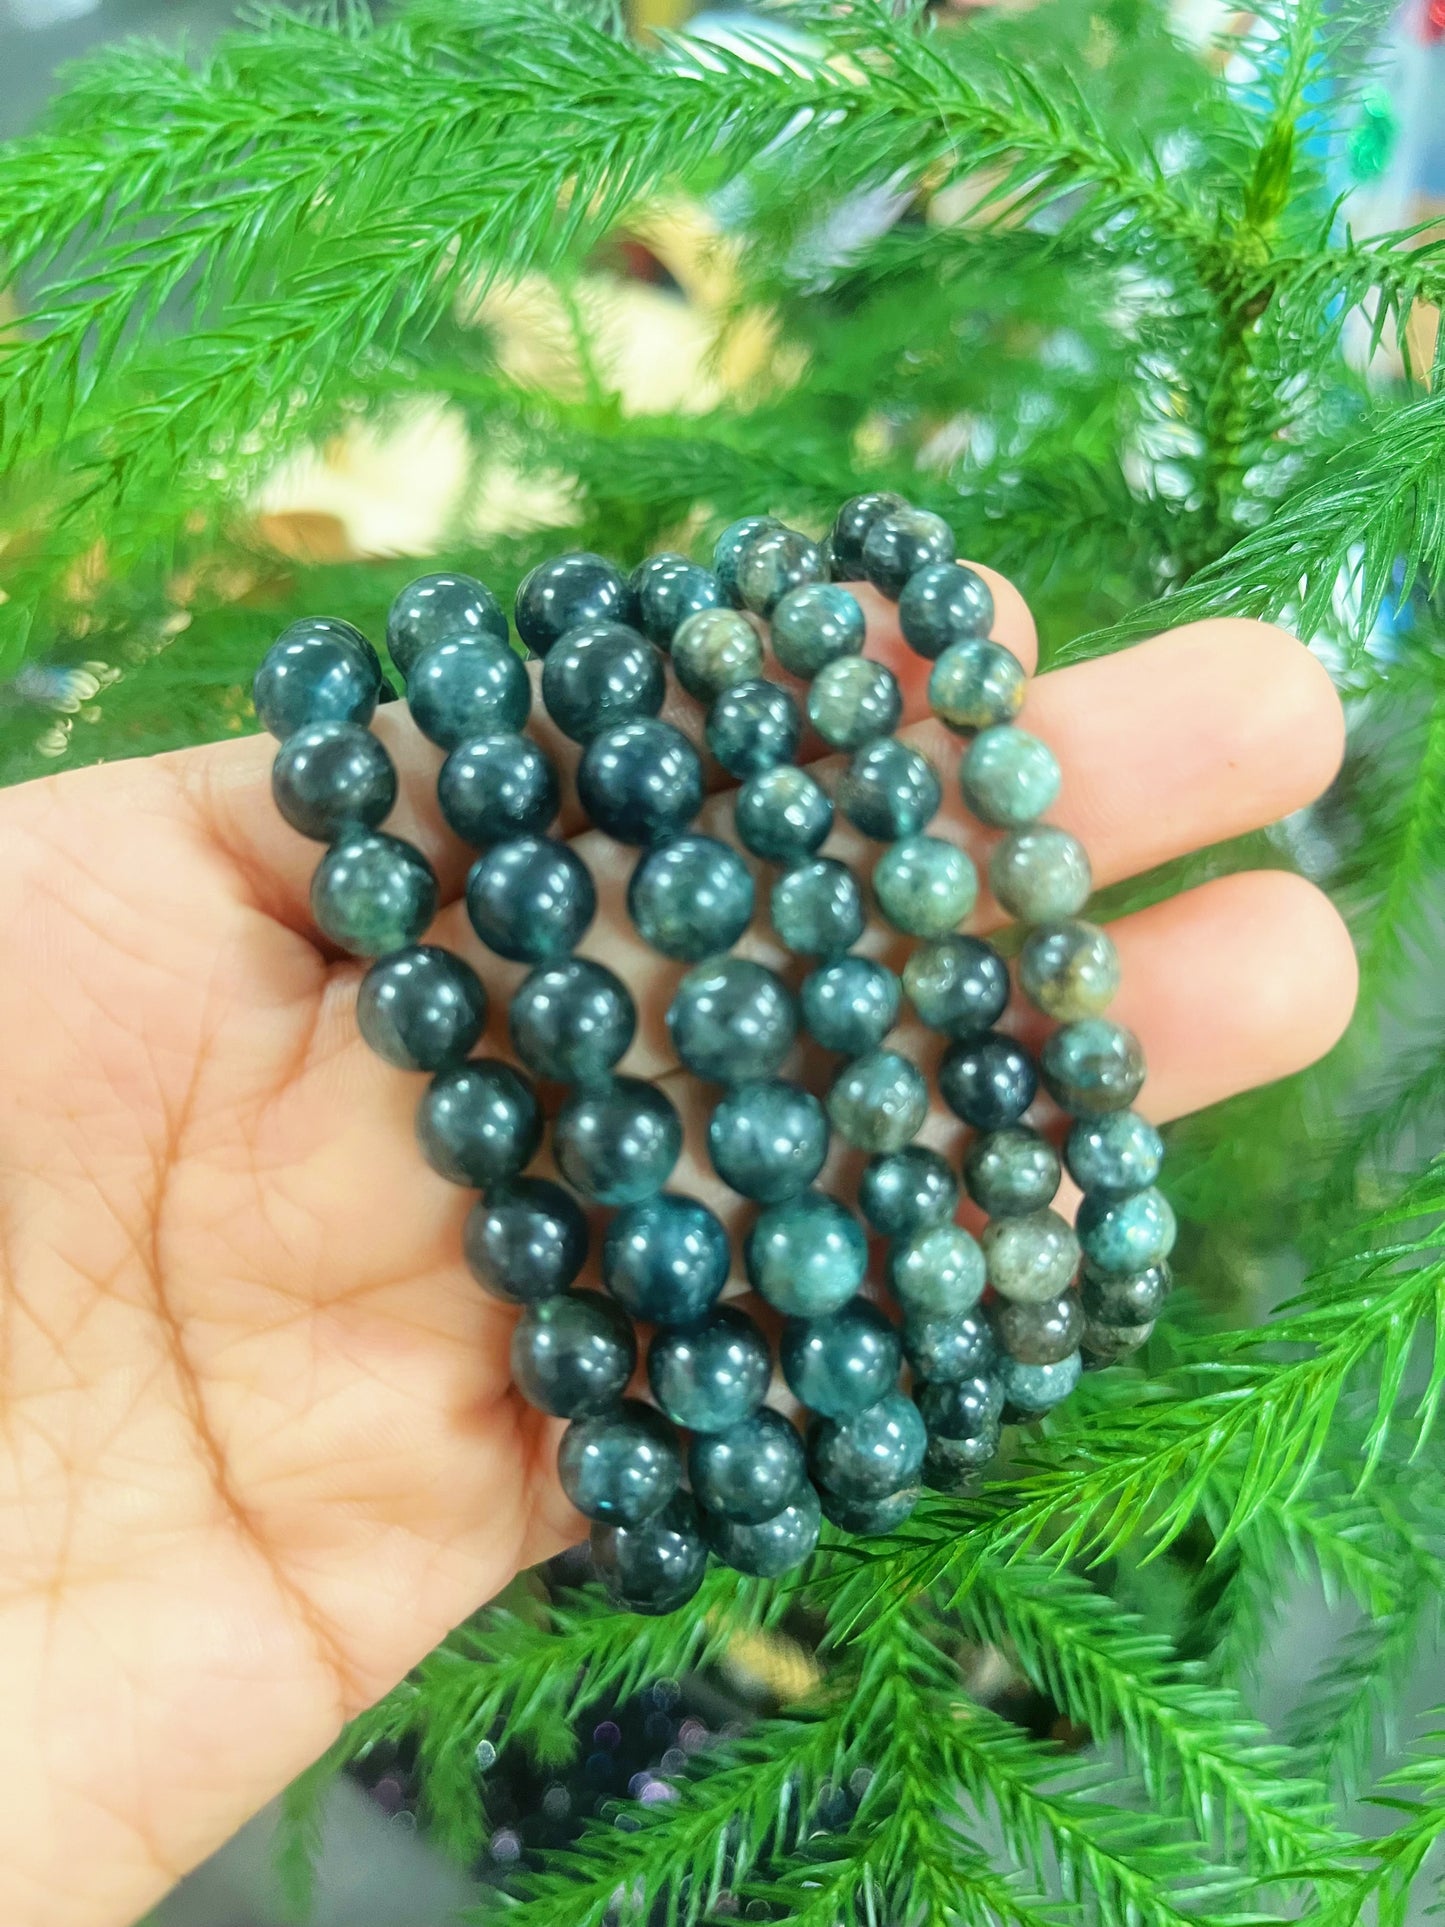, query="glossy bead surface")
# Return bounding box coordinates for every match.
[1083,1318,1155,1364]
[874,834,978,938]
[964,1126,1061,1217]
[713,515,782,604]
[437,731,559,846]
[1076,1186,1176,1275]
[735,765,834,864]
[1081,1260,1171,1326]
[704,1485,820,1577]
[706,678,801,777]
[311,831,438,956]
[416,1059,541,1187]
[512,1291,636,1417]
[781,1297,901,1420]
[771,858,866,957]
[928,638,1026,736]
[634,556,724,645]
[465,834,596,963]
[709,1079,829,1203]
[809,1391,927,1499]
[1067,1110,1164,1196]
[735,524,826,616]
[771,582,867,678]
[861,507,953,599]
[858,1146,958,1239]
[603,1193,730,1325]
[253,619,381,738]
[463,1177,588,1304]
[993,1290,1083,1366]
[577,719,705,845]
[672,607,766,702]
[826,1048,929,1154]
[990,826,1092,921]
[938,1033,1038,1130]
[837,738,941,841]
[1041,1019,1146,1115]
[903,1308,995,1384]
[689,1408,807,1524]
[514,552,630,657]
[1001,1350,1082,1414]
[1019,919,1119,1022]
[647,1305,772,1433]
[540,622,665,742]
[807,656,903,750]
[830,491,910,579]
[902,935,1010,1037]
[961,725,1060,828]
[922,1430,998,1492]
[917,1373,1005,1440]
[356,944,487,1072]
[271,721,396,841]
[983,1208,1080,1304]
[800,957,900,1055]
[628,834,755,961]
[591,1491,708,1615]
[406,636,530,749]
[818,1482,919,1535]
[745,1190,867,1316]
[386,570,508,679]
[509,957,635,1085]
[897,560,994,659]
[887,1222,986,1318]
[553,1077,682,1205]
[559,1401,681,1525]
[668,959,798,1084]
